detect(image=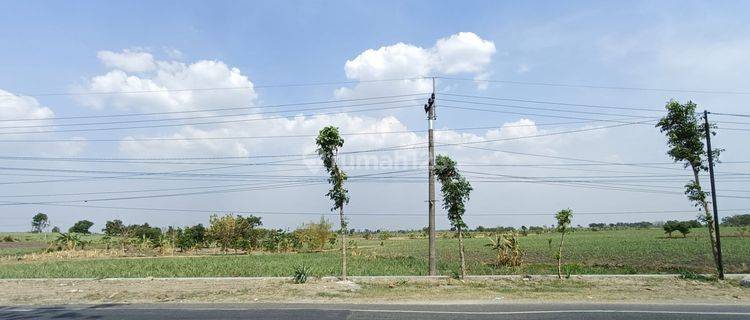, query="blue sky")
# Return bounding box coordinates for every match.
[0,1,748,231]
